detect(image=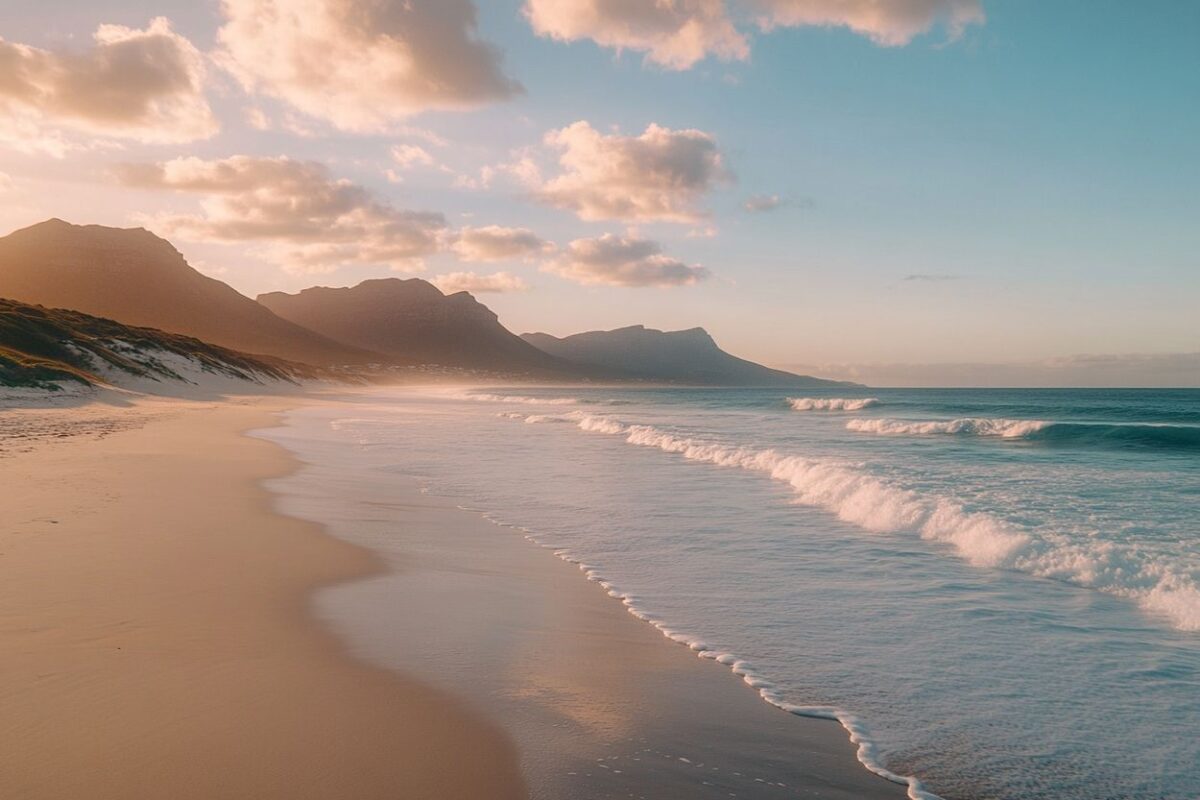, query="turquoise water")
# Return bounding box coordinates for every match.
[322,386,1200,799]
